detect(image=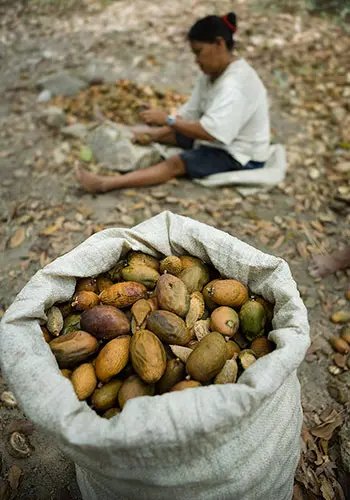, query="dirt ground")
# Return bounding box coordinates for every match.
[0,0,349,498]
